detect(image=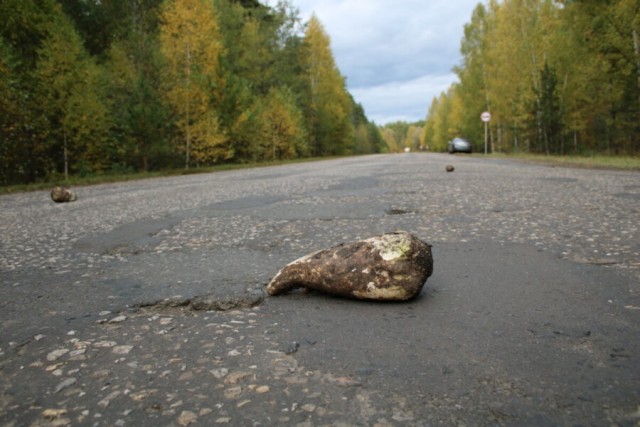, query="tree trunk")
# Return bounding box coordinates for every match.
[63,126,69,181]
[185,93,190,170]
[185,43,191,170]
[633,28,640,117]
